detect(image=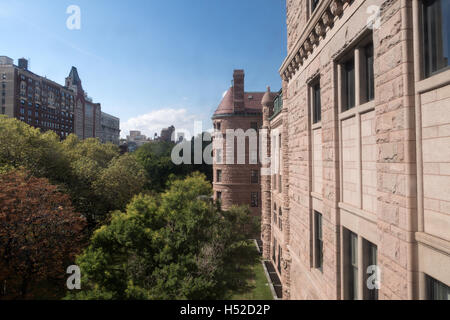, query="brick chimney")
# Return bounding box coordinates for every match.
[233,70,245,113]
